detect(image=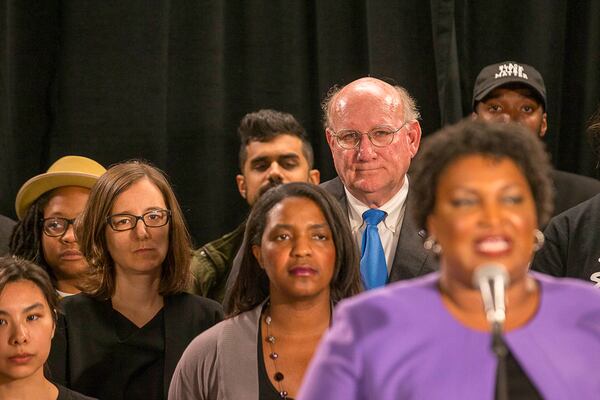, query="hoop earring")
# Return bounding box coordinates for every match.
[533,229,545,251]
[424,236,442,254]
